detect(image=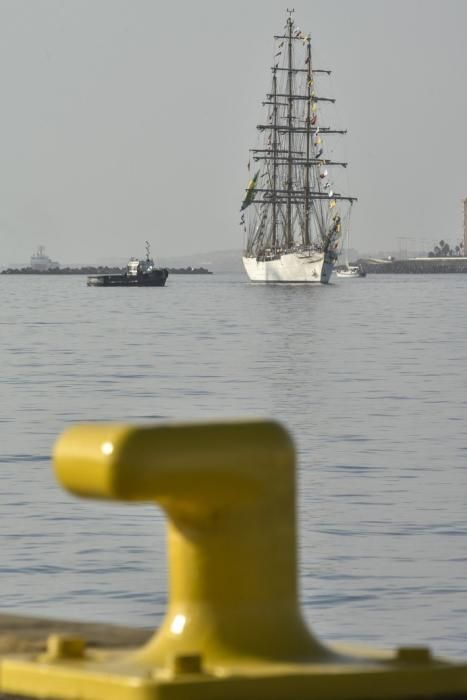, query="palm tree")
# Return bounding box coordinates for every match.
[430,240,454,256]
